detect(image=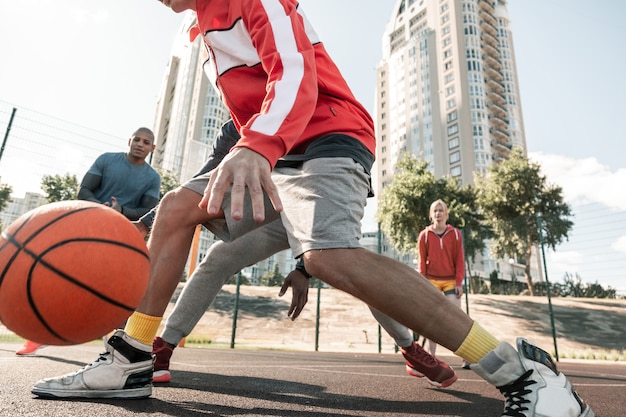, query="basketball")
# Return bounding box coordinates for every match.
[0,200,150,345]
